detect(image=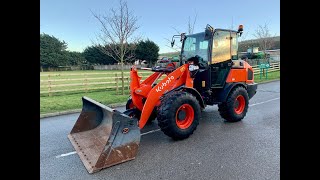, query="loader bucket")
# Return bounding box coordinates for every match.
[68,96,140,174]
